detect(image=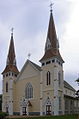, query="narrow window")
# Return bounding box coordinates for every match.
[47,71,51,85]
[46,61,51,65]
[58,72,61,87]
[42,63,45,66]
[25,83,33,99]
[6,82,8,92]
[59,97,61,110]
